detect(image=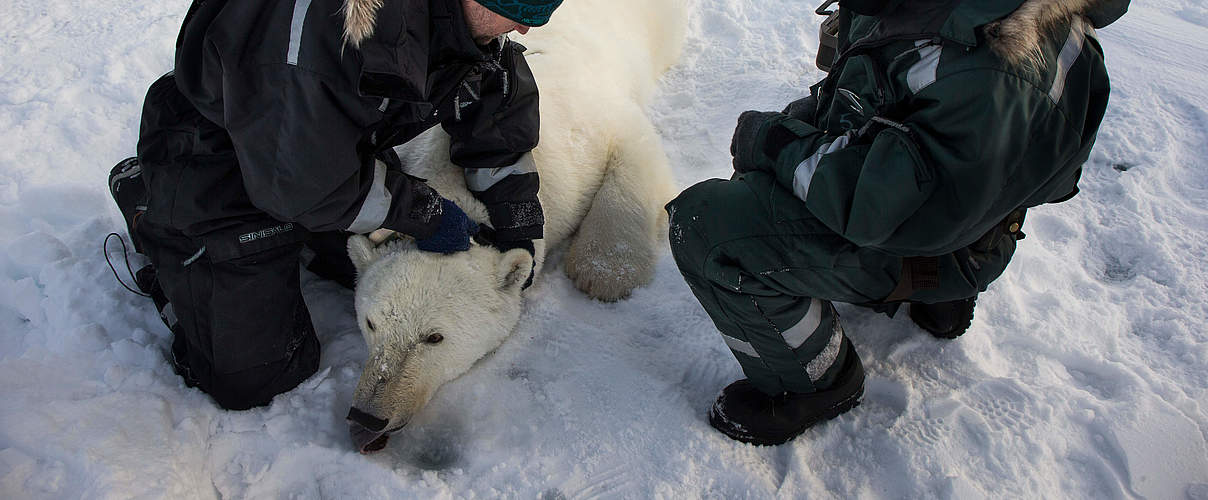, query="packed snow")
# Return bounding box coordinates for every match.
[2,0,1206,498]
